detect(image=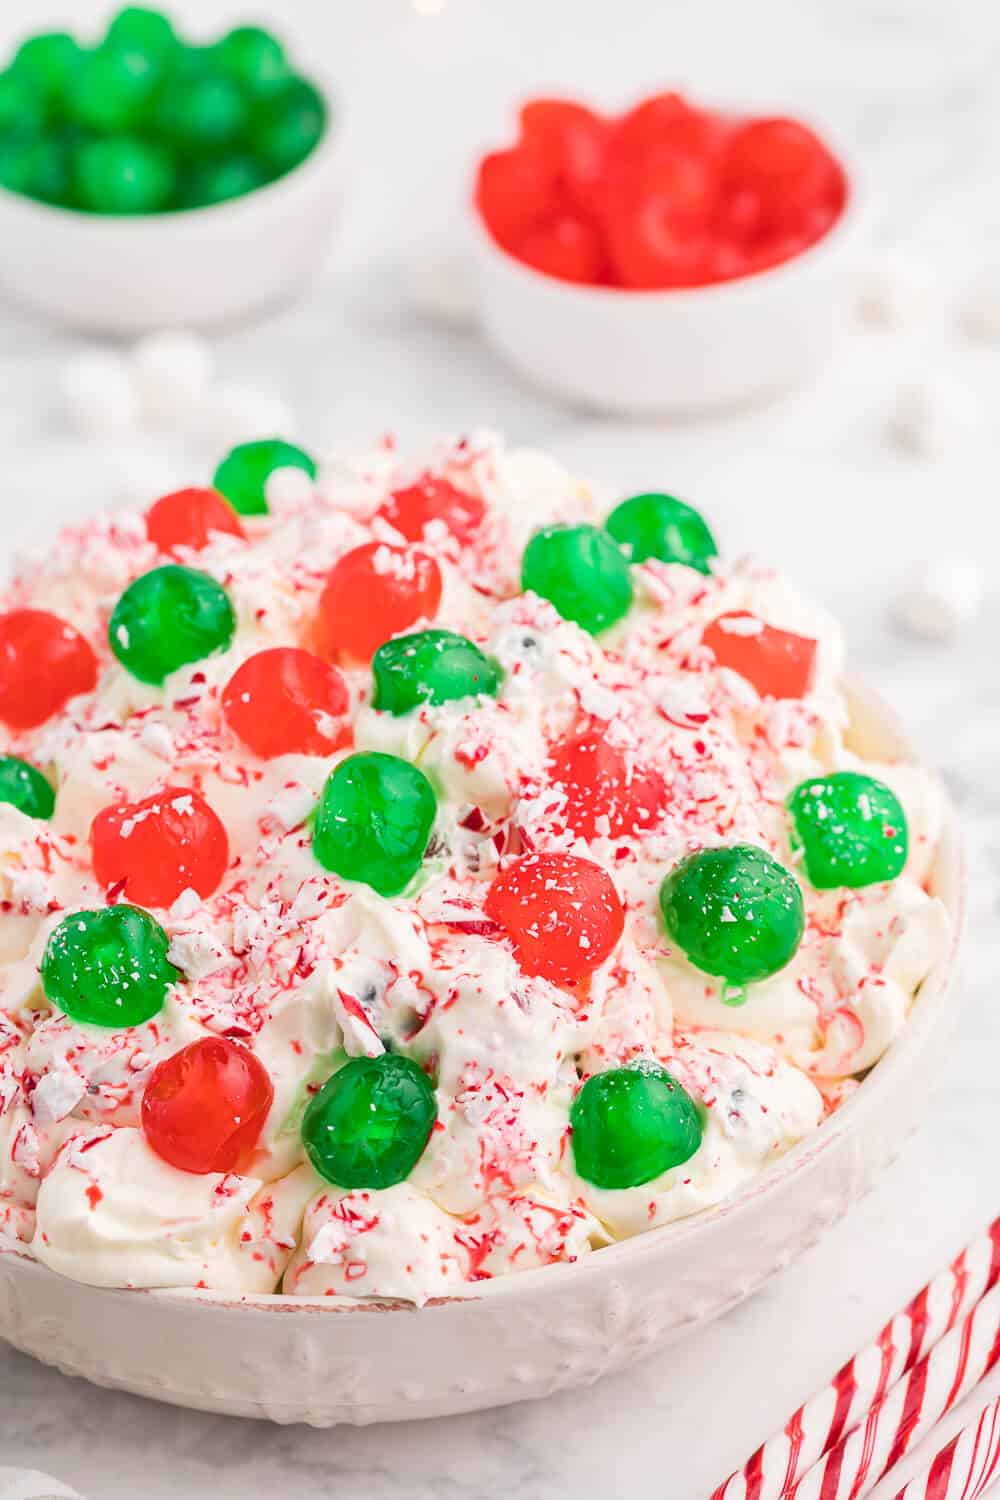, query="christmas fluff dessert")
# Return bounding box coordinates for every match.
[0,435,951,1304]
